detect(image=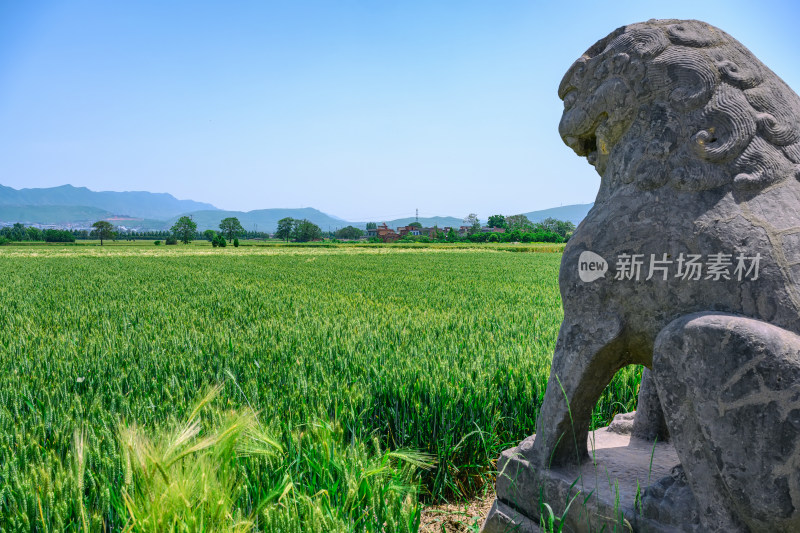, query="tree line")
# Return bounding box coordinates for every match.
[168,216,327,245]
[0,223,76,244]
[359,214,576,244]
[0,213,577,246]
